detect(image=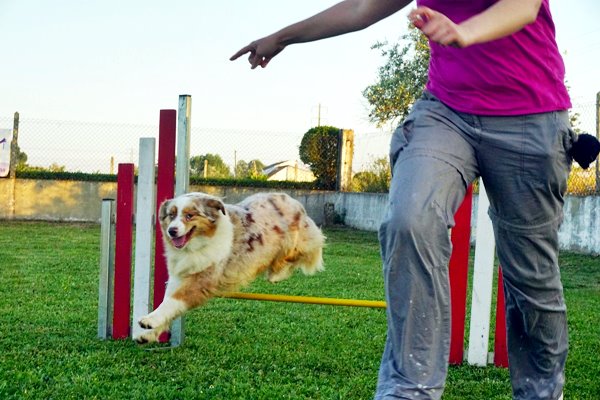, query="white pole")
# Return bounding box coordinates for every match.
[175,94,192,196]
[132,138,157,340]
[98,199,115,339]
[171,94,192,346]
[467,179,497,366]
